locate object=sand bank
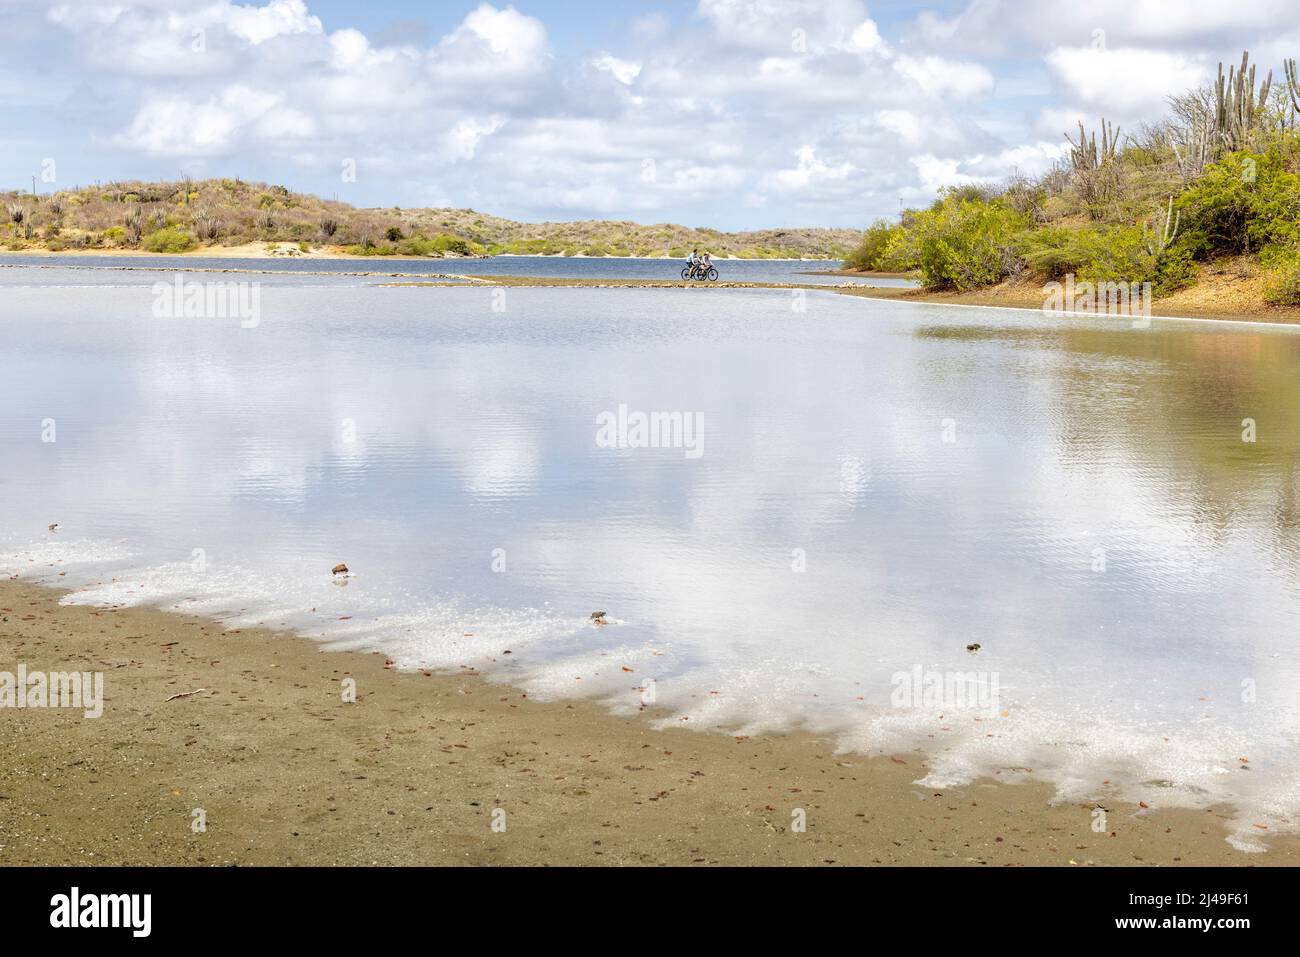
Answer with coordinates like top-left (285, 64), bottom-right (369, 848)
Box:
top-left (1, 580), bottom-right (1289, 866)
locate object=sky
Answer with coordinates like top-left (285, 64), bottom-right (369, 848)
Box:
top-left (4, 0), bottom-right (1300, 229)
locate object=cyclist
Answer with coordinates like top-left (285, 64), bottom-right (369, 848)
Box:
top-left (686, 248), bottom-right (701, 278)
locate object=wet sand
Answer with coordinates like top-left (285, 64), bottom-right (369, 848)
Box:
top-left (833, 272), bottom-right (1300, 325)
top-left (1, 580), bottom-right (1292, 866)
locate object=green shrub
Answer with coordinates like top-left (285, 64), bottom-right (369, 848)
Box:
top-left (387, 233), bottom-right (482, 256)
top-left (884, 191), bottom-right (1028, 290)
top-left (844, 219), bottom-right (901, 271)
top-left (490, 238), bottom-right (563, 255)
top-left (345, 243), bottom-right (393, 256)
top-left (1014, 225), bottom-right (1086, 279)
top-left (1152, 244), bottom-right (1198, 294)
top-left (1016, 223), bottom-right (1196, 294)
top-left (1177, 146), bottom-right (1300, 257)
top-left (393, 236), bottom-right (435, 256)
top-left (1262, 248), bottom-right (1300, 304)
top-left (142, 227), bottom-right (195, 253)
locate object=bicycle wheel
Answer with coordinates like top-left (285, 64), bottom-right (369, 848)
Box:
top-left (706, 267), bottom-right (718, 281)
top-left (681, 266), bottom-right (692, 280)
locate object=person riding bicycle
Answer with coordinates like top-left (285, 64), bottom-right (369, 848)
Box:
top-left (686, 248), bottom-right (701, 278)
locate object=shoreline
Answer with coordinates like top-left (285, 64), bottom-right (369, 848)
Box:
top-left (0, 245), bottom-right (841, 264)
top-left (1, 578), bottom-right (1291, 866)
top-left (5, 253), bottom-right (1299, 325)
top-left (833, 273), bottom-right (1300, 325)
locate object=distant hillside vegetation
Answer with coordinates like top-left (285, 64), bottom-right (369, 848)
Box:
top-left (0, 177), bottom-right (856, 259)
top-left (843, 50), bottom-right (1300, 309)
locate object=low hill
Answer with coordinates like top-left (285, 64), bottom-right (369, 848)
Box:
top-left (0, 178), bottom-right (856, 260)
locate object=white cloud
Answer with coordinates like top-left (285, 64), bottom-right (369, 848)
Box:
top-left (437, 2), bottom-right (548, 74)
top-left (15, 0), bottom-right (1300, 228)
top-left (894, 55), bottom-right (995, 101)
top-left (1045, 46), bottom-right (1208, 118)
top-left (110, 86), bottom-right (282, 157)
top-left (874, 109), bottom-right (925, 147)
top-left (590, 53), bottom-right (642, 85)
top-left (767, 146), bottom-right (854, 190)
top-left (224, 0), bottom-right (321, 45)
top-left (850, 19), bottom-right (888, 55)
top-left (444, 116), bottom-right (505, 161)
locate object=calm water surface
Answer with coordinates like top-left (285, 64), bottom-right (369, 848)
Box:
top-left (1, 264), bottom-right (1297, 848)
top-left (0, 253), bottom-right (910, 286)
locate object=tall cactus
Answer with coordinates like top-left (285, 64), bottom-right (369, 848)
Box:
top-left (1065, 118), bottom-right (1120, 172)
top-left (1169, 51), bottom-right (1275, 179)
top-left (1213, 51), bottom-right (1271, 153)
top-left (1284, 57), bottom-right (1300, 123)
top-left (1064, 118), bottom-right (1122, 210)
top-left (1143, 196), bottom-right (1181, 257)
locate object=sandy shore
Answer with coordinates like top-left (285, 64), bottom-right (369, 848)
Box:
top-left (1, 580), bottom-right (1291, 866)
top-left (834, 271), bottom-right (1300, 325)
top-left (0, 242), bottom-right (451, 262)
top-left (0, 245), bottom-right (838, 264)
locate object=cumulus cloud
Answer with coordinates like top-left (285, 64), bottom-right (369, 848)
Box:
top-left (589, 53), bottom-right (642, 85)
top-left (9, 0), bottom-right (1300, 228)
top-left (893, 54), bottom-right (995, 100)
top-left (1045, 46), bottom-right (1208, 118)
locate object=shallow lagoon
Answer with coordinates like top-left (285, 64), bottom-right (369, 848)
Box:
top-left (2, 263), bottom-right (1298, 847)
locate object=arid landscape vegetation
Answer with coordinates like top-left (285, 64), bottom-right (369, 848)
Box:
top-left (0, 177), bottom-right (857, 260)
top-left (842, 51), bottom-right (1300, 313)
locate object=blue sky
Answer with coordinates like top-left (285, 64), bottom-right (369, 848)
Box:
top-left (2, 1), bottom-right (1299, 229)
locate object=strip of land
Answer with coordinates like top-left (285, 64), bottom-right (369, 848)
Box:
top-left (0, 244), bottom-right (838, 263)
top-left (832, 270), bottom-right (1300, 325)
top-left (1, 579), bottom-right (1291, 866)
top-left (9, 253), bottom-right (1300, 324)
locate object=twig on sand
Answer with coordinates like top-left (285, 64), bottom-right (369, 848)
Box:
top-left (165, 688), bottom-right (207, 702)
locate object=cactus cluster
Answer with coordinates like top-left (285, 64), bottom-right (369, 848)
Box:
top-left (1213, 52), bottom-right (1272, 153)
top-left (194, 212), bottom-right (222, 241)
top-left (1064, 118), bottom-right (1123, 209)
top-left (1143, 196), bottom-right (1181, 257)
top-left (1066, 118), bottom-right (1121, 173)
top-left (1284, 58), bottom-right (1300, 120)
top-left (1171, 52), bottom-right (1274, 180)
top-left (124, 209), bottom-right (143, 242)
